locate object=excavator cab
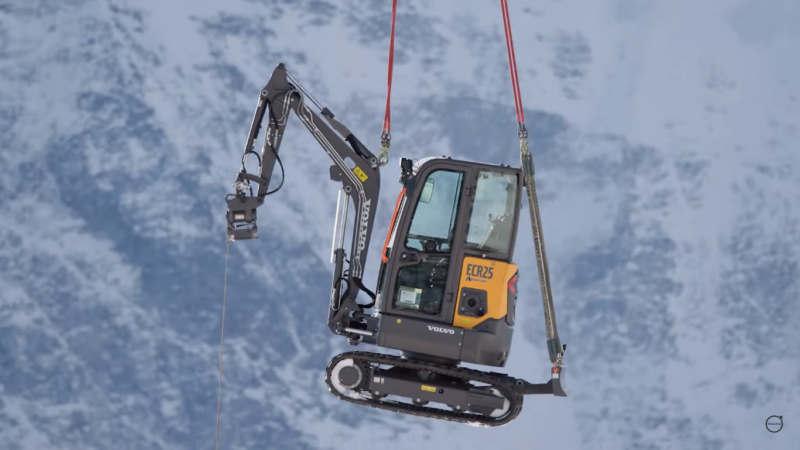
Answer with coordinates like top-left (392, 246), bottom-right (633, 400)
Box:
top-left (374, 157), bottom-right (522, 367)
top-left (226, 62), bottom-right (565, 427)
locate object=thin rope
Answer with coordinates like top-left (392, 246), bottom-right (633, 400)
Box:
top-left (215, 240), bottom-right (231, 450)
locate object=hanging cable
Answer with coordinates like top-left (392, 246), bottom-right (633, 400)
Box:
top-left (378, 0), bottom-right (398, 166)
top-left (215, 241), bottom-right (231, 450)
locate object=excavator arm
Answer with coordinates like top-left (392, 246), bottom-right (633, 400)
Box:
top-left (225, 63), bottom-right (381, 337)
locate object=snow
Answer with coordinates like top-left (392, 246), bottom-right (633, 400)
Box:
top-left (1, 0), bottom-right (799, 448)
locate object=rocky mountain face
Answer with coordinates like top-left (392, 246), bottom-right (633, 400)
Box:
top-left (1, 0), bottom-right (798, 449)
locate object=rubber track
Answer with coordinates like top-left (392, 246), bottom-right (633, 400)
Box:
top-left (325, 351), bottom-right (524, 427)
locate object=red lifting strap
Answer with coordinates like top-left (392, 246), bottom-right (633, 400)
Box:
top-left (382, 1), bottom-right (524, 135)
top-left (500, 0), bottom-right (525, 125)
top-left (382, 0), bottom-right (398, 138)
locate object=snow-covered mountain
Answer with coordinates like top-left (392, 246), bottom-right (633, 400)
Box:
top-left (1, 0), bottom-right (798, 449)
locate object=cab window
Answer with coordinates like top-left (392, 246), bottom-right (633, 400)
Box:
top-left (404, 170), bottom-right (464, 253)
top-left (465, 170), bottom-right (518, 255)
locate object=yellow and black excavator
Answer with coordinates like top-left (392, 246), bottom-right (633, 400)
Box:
top-left (224, 62), bottom-right (566, 427)
top-left (224, 0), bottom-right (565, 428)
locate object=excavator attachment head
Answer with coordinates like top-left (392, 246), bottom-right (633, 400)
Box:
top-left (225, 195), bottom-right (259, 241)
top-left (226, 195), bottom-right (260, 241)
top-left (225, 173), bottom-right (267, 241)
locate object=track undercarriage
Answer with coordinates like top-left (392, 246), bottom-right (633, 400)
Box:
top-left (325, 351), bottom-right (565, 427)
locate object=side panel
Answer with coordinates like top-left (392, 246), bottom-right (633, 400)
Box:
top-left (452, 257), bottom-right (517, 329)
top-left (461, 319), bottom-right (514, 367)
top-left (379, 316), bottom-right (465, 360)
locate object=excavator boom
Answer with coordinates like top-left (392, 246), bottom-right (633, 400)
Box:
top-left (225, 63), bottom-right (381, 335)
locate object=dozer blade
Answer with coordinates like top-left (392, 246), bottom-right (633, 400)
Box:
top-left (325, 351), bottom-right (525, 427)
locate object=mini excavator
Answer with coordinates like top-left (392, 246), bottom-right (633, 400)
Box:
top-left (225, 63), bottom-right (566, 427)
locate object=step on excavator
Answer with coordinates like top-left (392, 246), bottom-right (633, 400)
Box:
top-left (224, 61), bottom-right (567, 427)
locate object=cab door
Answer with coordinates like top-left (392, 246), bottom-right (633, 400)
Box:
top-left (380, 160), bottom-right (474, 324)
top-left (452, 167), bottom-right (522, 329)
